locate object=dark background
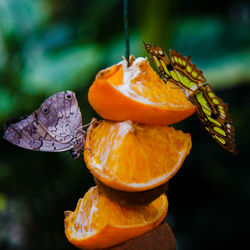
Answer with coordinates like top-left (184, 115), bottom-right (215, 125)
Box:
top-left (0, 0), bottom-right (249, 249)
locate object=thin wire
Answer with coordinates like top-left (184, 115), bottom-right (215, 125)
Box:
top-left (124, 0), bottom-right (130, 65)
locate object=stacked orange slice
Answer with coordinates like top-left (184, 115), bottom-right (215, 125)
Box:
top-left (64, 56), bottom-right (194, 249)
top-left (88, 56), bottom-right (196, 125)
top-left (65, 186), bottom-right (168, 249)
top-left (84, 119), bottom-right (191, 203)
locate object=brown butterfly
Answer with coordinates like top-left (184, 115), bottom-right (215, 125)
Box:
top-left (3, 91), bottom-right (86, 159)
top-left (144, 42), bottom-right (237, 155)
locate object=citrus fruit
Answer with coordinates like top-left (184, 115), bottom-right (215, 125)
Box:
top-left (64, 186), bottom-right (168, 249)
top-left (84, 119), bottom-right (192, 192)
top-left (88, 56), bottom-right (196, 125)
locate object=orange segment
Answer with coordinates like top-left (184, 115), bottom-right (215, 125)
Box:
top-left (84, 119), bottom-right (192, 192)
top-left (88, 57), bottom-right (196, 125)
top-left (64, 186), bottom-right (168, 249)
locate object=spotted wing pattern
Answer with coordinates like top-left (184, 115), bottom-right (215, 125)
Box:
top-left (144, 42), bottom-right (202, 95)
top-left (144, 42), bottom-right (237, 155)
top-left (192, 84), bottom-right (237, 155)
top-left (169, 49), bottom-right (206, 84)
top-left (143, 42), bottom-right (172, 80)
top-left (3, 91), bottom-right (84, 158)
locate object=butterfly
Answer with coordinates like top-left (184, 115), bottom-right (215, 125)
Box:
top-left (144, 42), bottom-right (237, 155)
top-left (3, 91), bottom-right (86, 159)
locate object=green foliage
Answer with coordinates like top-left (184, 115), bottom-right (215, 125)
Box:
top-left (172, 16), bottom-right (250, 88)
top-left (21, 44), bottom-right (103, 94)
top-left (0, 0), bottom-right (49, 38)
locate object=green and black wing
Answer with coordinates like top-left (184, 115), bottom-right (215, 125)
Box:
top-left (144, 42), bottom-right (237, 155)
top-left (143, 42), bottom-right (172, 82)
top-left (169, 49), bottom-right (206, 84)
top-left (144, 42), bottom-right (205, 96)
top-left (191, 84), bottom-right (237, 155)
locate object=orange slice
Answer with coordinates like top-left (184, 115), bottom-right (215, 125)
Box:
top-left (88, 57), bottom-right (196, 125)
top-left (84, 119), bottom-right (192, 192)
top-left (64, 186), bottom-right (168, 249)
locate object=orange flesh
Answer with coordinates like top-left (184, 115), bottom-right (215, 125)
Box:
top-left (65, 186), bottom-right (168, 249)
top-left (88, 57), bottom-right (196, 125)
top-left (84, 119), bottom-right (192, 192)
top-left (65, 56), bottom-right (195, 249)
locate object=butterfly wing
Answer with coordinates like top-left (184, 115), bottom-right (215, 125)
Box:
top-left (3, 91), bottom-right (83, 153)
top-left (37, 91), bottom-right (83, 143)
top-left (169, 49), bottom-right (206, 84)
top-left (191, 84), bottom-right (237, 155)
top-left (143, 42), bottom-right (172, 81)
top-left (144, 42), bottom-right (237, 155)
top-left (144, 42), bottom-right (200, 96)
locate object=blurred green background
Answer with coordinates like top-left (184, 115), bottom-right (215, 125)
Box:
top-left (0, 0), bottom-right (249, 249)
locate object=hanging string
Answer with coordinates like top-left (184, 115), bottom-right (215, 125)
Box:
top-left (124, 0), bottom-right (130, 65)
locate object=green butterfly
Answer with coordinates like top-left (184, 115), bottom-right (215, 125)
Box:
top-left (144, 42), bottom-right (237, 155)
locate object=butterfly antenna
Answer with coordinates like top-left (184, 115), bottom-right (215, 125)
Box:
top-left (78, 121), bottom-right (93, 130)
top-left (124, 0), bottom-right (130, 65)
top-left (75, 119), bottom-right (96, 133)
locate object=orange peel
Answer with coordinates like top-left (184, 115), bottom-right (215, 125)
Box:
top-left (64, 186), bottom-right (168, 249)
top-left (88, 57), bottom-right (196, 125)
